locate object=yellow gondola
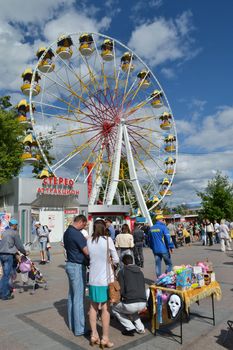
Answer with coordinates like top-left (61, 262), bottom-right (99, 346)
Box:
top-left (36, 47), bottom-right (55, 73)
top-left (17, 99), bottom-right (28, 123)
top-left (121, 52), bottom-right (135, 72)
top-left (23, 133), bottom-right (37, 145)
top-left (164, 156), bottom-right (176, 165)
top-left (56, 35), bottom-right (73, 59)
top-left (160, 112), bottom-right (172, 130)
top-left (159, 189), bottom-right (172, 196)
top-left (160, 177), bottom-right (170, 186)
top-left (79, 33), bottom-right (94, 56)
top-left (164, 157), bottom-right (176, 175)
top-left (151, 90), bottom-right (163, 108)
top-left (152, 195), bottom-right (160, 202)
top-left (21, 68), bottom-right (41, 96)
top-left (164, 134), bottom-right (176, 152)
top-left (21, 134), bottom-right (39, 163)
top-left (101, 39), bottom-right (114, 61)
top-left (137, 70), bottom-right (151, 89)
top-left (38, 168), bottom-right (52, 179)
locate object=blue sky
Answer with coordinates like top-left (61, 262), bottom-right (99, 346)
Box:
top-left (1, 0), bottom-right (233, 206)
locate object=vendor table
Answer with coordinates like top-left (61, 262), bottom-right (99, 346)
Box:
top-left (150, 281), bottom-right (222, 344)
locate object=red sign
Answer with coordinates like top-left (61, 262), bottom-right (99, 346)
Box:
top-left (42, 177), bottom-right (74, 187)
top-left (37, 177), bottom-right (79, 196)
top-left (64, 209), bottom-right (78, 214)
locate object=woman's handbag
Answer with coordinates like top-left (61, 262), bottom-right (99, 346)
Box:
top-left (106, 238), bottom-right (121, 304)
top-left (46, 242), bottom-right (51, 249)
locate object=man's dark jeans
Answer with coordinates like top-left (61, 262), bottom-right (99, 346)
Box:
top-left (0, 254), bottom-right (13, 299)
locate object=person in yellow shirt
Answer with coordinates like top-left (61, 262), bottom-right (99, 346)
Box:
top-left (182, 227), bottom-right (191, 246)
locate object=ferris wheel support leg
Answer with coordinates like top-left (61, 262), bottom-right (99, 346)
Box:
top-left (106, 124), bottom-right (123, 205)
top-left (89, 145), bottom-right (104, 205)
top-left (123, 124), bottom-right (152, 226)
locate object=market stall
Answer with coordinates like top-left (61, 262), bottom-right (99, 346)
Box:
top-left (149, 261), bottom-right (222, 344)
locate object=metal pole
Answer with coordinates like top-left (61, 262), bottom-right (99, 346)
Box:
top-left (212, 294), bottom-right (215, 326)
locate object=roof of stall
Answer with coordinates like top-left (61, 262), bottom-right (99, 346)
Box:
top-left (31, 194), bottom-right (80, 208)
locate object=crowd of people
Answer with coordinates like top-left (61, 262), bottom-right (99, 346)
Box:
top-left (1, 213), bottom-right (232, 347)
top-left (166, 219), bottom-right (233, 252)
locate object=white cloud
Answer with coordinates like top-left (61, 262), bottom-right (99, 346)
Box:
top-left (0, 2), bottom-right (112, 96)
top-left (128, 11), bottom-right (197, 67)
top-left (0, 0), bottom-right (75, 24)
top-left (170, 105), bottom-right (233, 204)
top-left (0, 20), bottom-right (33, 91)
top-left (44, 11), bottom-right (111, 42)
top-left (161, 67), bottom-right (175, 79)
top-left (170, 151), bottom-right (233, 205)
top-left (182, 106), bottom-right (233, 151)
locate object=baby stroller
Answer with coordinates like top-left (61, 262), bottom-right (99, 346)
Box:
top-left (17, 249), bottom-right (48, 294)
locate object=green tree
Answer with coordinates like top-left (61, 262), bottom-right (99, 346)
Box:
top-left (0, 96), bottom-right (24, 184)
top-left (197, 172), bottom-right (233, 221)
top-left (173, 204), bottom-right (187, 216)
top-left (32, 131), bottom-right (55, 176)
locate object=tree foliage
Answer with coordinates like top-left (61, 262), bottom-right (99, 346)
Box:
top-left (197, 172), bottom-right (233, 221)
top-left (0, 96), bottom-right (24, 184)
top-left (32, 131), bottom-right (55, 176)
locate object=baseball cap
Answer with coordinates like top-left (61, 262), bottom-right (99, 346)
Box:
top-left (9, 218), bottom-right (18, 225)
top-left (156, 214), bottom-right (164, 220)
top-left (34, 221), bottom-right (40, 226)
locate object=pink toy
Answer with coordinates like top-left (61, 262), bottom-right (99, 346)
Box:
top-left (197, 262), bottom-right (208, 273)
top-left (162, 292), bottom-right (169, 302)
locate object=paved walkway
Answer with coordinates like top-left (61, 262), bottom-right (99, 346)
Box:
top-left (0, 242), bottom-right (233, 350)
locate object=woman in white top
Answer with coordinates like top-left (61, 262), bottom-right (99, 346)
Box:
top-left (115, 224), bottom-right (134, 262)
top-left (87, 219), bottom-right (119, 348)
top-left (219, 219), bottom-right (232, 252)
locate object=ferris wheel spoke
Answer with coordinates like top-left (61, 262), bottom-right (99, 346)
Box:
top-left (74, 138), bottom-right (103, 183)
top-left (39, 125), bottom-right (101, 142)
top-left (124, 97), bottom-right (152, 118)
top-left (51, 131), bottom-right (103, 173)
top-left (92, 36), bottom-right (110, 96)
top-left (31, 100), bottom-right (69, 111)
top-left (87, 94), bottom-right (114, 121)
top-left (128, 132), bottom-right (165, 173)
top-left (133, 155), bottom-right (161, 193)
top-left (127, 126), bottom-right (160, 150)
top-left (112, 42), bottom-right (123, 102)
top-left (121, 57), bottom-right (134, 106)
top-left (72, 39), bottom-right (100, 93)
top-left (127, 122), bottom-right (161, 134)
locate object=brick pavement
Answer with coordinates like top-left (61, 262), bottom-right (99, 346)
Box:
top-left (0, 242), bottom-right (233, 350)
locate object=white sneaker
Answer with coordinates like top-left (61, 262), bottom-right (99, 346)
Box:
top-left (136, 329), bottom-right (145, 334)
top-left (226, 248), bottom-right (232, 251)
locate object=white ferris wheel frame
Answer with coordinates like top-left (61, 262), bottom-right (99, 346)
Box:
top-left (29, 32), bottom-right (178, 225)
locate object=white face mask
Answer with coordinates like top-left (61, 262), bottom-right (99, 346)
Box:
top-left (168, 294), bottom-right (182, 318)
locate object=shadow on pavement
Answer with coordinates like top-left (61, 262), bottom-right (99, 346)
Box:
top-left (58, 264), bottom-right (66, 269)
top-left (54, 299), bottom-right (69, 327)
top-left (223, 262), bottom-right (233, 265)
top-left (214, 327), bottom-right (233, 349)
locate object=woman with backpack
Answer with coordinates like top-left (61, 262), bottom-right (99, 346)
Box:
top-left (34, 222), bottom-right (50, 264)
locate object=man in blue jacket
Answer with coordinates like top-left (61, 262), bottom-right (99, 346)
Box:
top-left (149, 214), bottom-right (174, 278)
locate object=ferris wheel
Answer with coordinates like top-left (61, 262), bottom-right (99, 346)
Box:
top-left (20, 32), bottom-right (177, 225)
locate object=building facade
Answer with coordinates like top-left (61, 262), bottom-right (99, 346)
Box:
top-left (0, 177), bottom-right (88, 243)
